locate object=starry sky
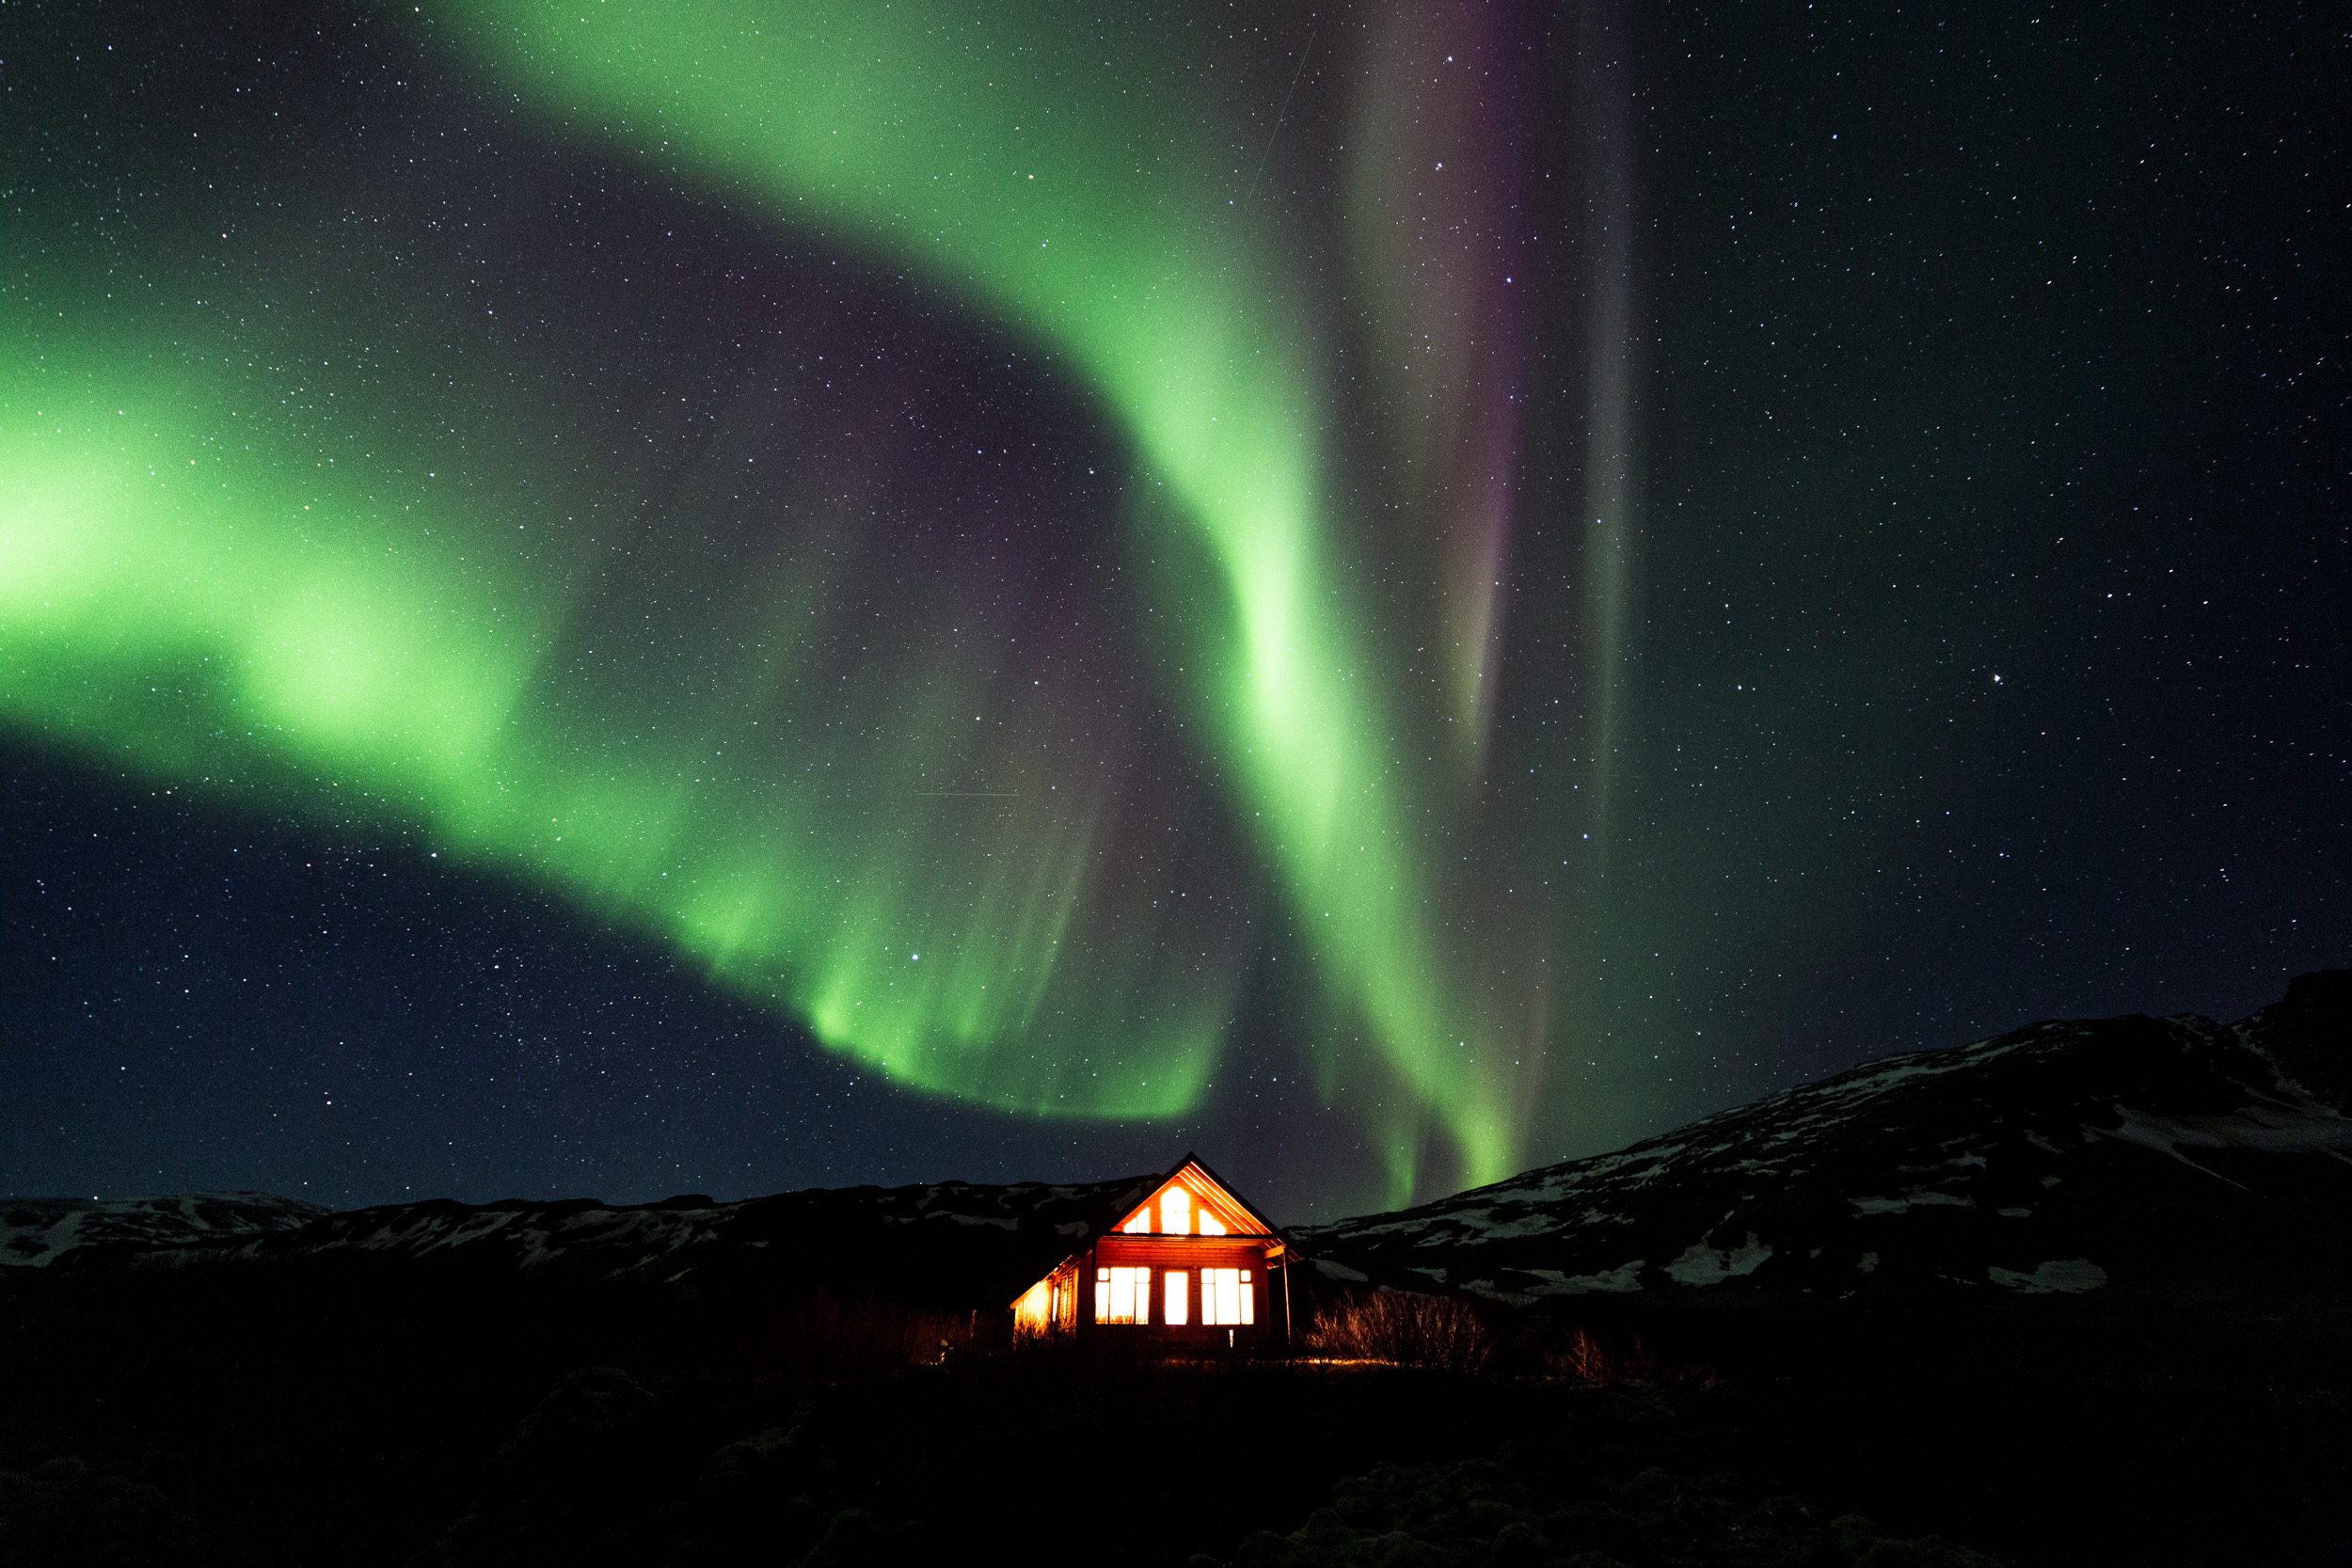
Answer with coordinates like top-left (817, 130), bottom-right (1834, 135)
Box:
top-left (3, 1), bottom-right (2343, 1222)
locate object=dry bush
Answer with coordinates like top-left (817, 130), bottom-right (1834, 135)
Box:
top-left (1543, 1323), bottom-right (1658, 1386)
top-left (1306, 1287), bottom-right (1495, 1375)
top-left (1539, 1323), bottom-right (1719, 1387)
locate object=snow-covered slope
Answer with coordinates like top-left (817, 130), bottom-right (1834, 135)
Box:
top-left (1301, 971), bottom-right (2352, 1301)
top-left (15, 974), bottom-right (2342, 1307)
top-left (1, 1192), bottom-right (329, 1267)
top-left (6, 1175), bottom-right (1157, 1303)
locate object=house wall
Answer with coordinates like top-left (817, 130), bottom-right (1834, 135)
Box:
top-left (1012, 1276), bottom-right (1055, 1338)
top-left (1008, 1160), bottom-right (1293, 1349)
top-left (1093, 1235), bottom-right (1270, 1273)
top-left (1076, 1235), bottom-right (1284, 1344)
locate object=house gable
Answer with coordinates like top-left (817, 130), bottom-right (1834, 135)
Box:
top-left (1008, 1154), bottom-right (1292, 1345)
top-left (1107, 1156), bottom-right (1275, 1238)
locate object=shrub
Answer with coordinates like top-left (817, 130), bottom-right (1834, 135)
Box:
top-left (1537, 1323), bottom-right (1718, 1387)
top-left (1305, 1287), bottom-right (1494, 1375)
top-left (1544, 1324), bottom-right (1657, 1386)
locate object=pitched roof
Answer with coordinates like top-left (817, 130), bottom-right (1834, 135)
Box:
top-left (1104, 1152), bottom-right (1280, 1238)
top-left (1008, 1152), bottom-right (1292, 1306)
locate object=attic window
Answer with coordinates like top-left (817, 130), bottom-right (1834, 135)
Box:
top-left (1161, 1186), bottom-right (1191, 1235)
top-left (1096, 1266), bottom-right (1149, 1324)
top-left (1198, 1210), bottom-right (1227, 1236)
top-left (1121, 1209), bottom-right (1151, 1234)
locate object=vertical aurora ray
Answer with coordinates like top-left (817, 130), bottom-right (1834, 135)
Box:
top-left (1347, 0), bottom-right (1542, 772)
top-left (13, 0), bottom-right (2310, 1233)
top-left (1566, 0), bottom-right (1641, 860)
top-left (403, 0), bottom-right (1535, 1191)
top-left (0, 0), bottom-right (1642, 1200)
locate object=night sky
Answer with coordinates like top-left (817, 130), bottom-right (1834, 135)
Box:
top-left (3, 2), bottom-right (2343, 1223)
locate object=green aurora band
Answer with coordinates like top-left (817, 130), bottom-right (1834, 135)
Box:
top-left (0, 1), bottom-right (1560, 1197)
top-left (3, 322), bottom-right (1246, 1118)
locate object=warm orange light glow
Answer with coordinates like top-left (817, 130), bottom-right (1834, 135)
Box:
top-left (1011, 1160), bottom-right (1287, 1346)
top-left (1201, 1266), bottom-right (1254, 1326)
top-left (1096, 1265), bottom-right (1150, 1323)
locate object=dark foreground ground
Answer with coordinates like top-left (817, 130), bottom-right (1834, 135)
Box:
top-left (3, 1260), bottom-right (2344, 1567)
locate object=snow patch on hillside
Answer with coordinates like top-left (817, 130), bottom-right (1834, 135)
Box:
top-left (1988, 1258), bottom-right (2107, 1293)
top-left (1664, 1232), bottom-right (1772, 1286)
top-left (1525, 1260), bottom-right (1647, 1294)
top-left (1851, 1191), bottom-right (1975, 1215)
top-left (1, 1193), bottom-right (326, 1268)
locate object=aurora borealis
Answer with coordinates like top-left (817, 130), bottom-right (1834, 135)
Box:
top-left (5, 2), bottom-right (2344, 1219)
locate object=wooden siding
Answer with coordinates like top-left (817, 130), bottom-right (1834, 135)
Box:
top-left (1092, 1235), bottom-right (1273, 1270)
top-left (1076, 1236), bottom-right (1282, 1339)
top-left (1009, 1153), bottom-right (1293, 1350)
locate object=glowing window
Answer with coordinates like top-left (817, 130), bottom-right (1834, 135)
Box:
top-left (1161, 1186), bottom-right (1191, 1235)
top-left (1197, 1211), bottom-right (1227, 1236)
top-left (1164, 1269), bottom-right (1189, 1325)
top-left (1201, 1267), bottom-right (1255, 1326)
top-left (1095, 1265), bottom-right (1150, 1324)
top-left (1122, 1208), bottom-right (1151, 1234)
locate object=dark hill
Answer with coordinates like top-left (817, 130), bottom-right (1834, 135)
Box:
top-left (5, 976), bottom-right (2348, 1567)
top-left (1299, 971), bottom-right (2352, 1306)
top-left (15, 974), bottom-right (2346, 1313)
top-left (7, 1175), bottom-right (1160, 1312)
top-left (0, 1192), bottom-right (328, 1267)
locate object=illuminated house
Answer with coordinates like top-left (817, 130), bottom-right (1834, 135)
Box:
top-left (1010, 1154), bottom-right (1292, 1350)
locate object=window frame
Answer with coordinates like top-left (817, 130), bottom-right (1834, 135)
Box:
top-left (1200, 1265), bottom-right (1256, 1326)
top-left (1094, 1264), bottom-right (1151, 1325)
